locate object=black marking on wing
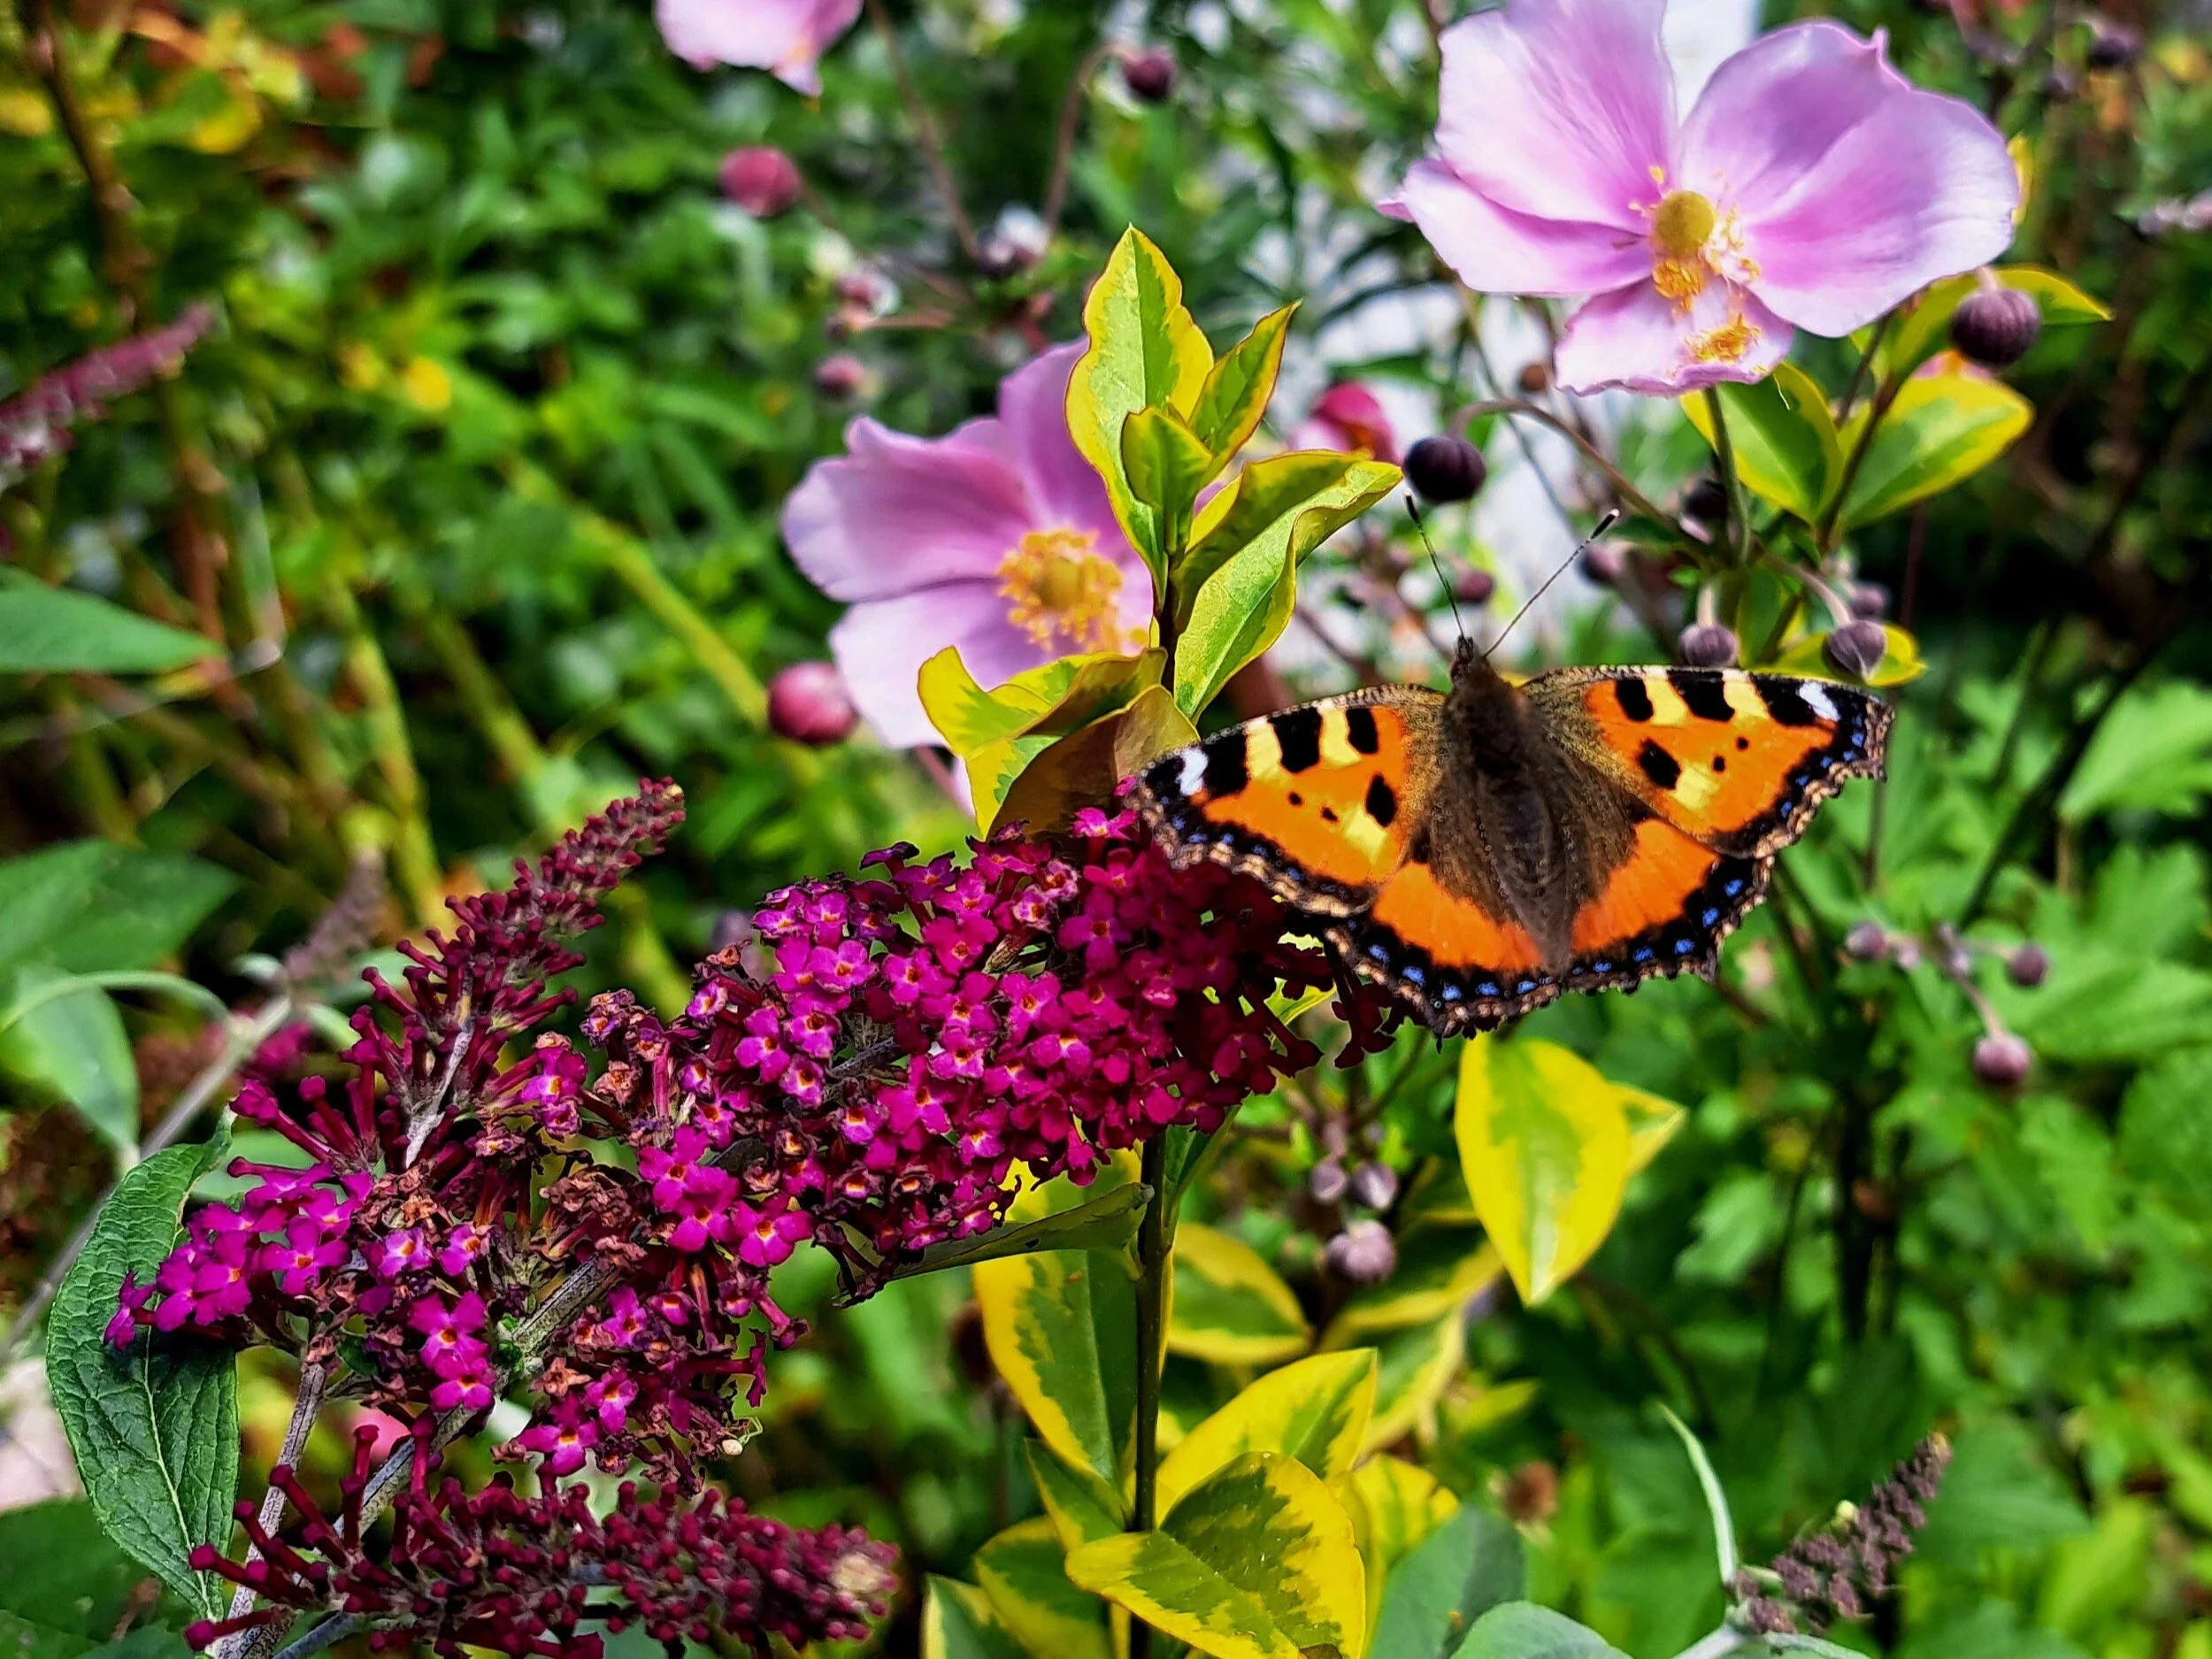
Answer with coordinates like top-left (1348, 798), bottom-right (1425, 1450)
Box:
top-left (1273, 708), bottom-right (1323, 772)
top-left (1343, 706), bottom-right (1380, 755)
top-left (1364, 775), bottom-right (1397, 828)
top-left (1670, 668), bottom-right (1736, 723)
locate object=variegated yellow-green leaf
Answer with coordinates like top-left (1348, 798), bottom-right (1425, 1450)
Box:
top-left (1884, 264), bottom-right (2108, 380)
top-left (1770, 622), bottom-right (1925, 689)
top-left (1190, 303), bottom-right (1297, 463)
top-left (1069, 227), bottom-right (1213, 582)
top-left (1618, 1086), bottom-right (1686, 1174)
top-left (925, 1575), bottom-right (1029, 1659)
top-left (1835, 373), bottom-right (2032, 529)
top-left (1681, 363), bottom-right (1840, 524)
top-left (1455, 1038), bottom-right (1632, 1306)
top-left (1339, 1455), bottom-right (1459, 1634)
top-left (1322, 1227), bottom-right (1501, 1347)
top-left (994, 683), bottom-right (1198, 836)
top-left (975, 1517), bottom-right (1112, 1659)
top-left (1123, 405), bottom-right (1216, 556)
top-left (1066, 1451), bottom-right (1367, 1659)
top-left (1362, 1312), bottom-right (1466, 1455)
top-left (1027, 1440), bottom-right (1127, 1553)
top-left (1156, 1348), bottom-right (1377, 1514)
top-left (1446, 1376), bottom-right (1540, 1440)
top-left (1167, 1223), bottom-right (1310, 1365)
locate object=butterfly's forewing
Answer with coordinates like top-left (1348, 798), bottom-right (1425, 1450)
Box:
top-left (1129, 687), bottom-right (1446, 918)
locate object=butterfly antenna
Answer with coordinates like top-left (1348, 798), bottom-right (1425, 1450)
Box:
top-left (1481, 510), bottom-right (1621, 664)
top-left (1404, 495), bottom-right (1468, 651)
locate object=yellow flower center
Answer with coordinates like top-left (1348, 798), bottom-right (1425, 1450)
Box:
top-left (1687, 315), bottom-right (1761, 364)
top-left (1650, 190), bottom-right (1718, 304)
top-left (997, 528), bottom-right (1128, 653)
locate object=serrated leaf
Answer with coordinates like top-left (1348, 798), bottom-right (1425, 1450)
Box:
top-left (1452, 1603), bottom-right (1631, 1659)
top-left (1156, 1348), bottom-right (1378, 1515)
top-left (1066, 1452), bottom-right (1366, 1659)
top-left (1682, 365), bottom-right (1840, 523)
top-left (974, 1517), bottom-right (1111, 1659)
top-left (0, 583), bottom-right (219, 675)
top-left (1455, 1038), bottom-right (1632, 1306)
top-left (1836, 374), bottom-right (2031, 528)
top-left (1190, 304), bottom-right (1296, 461)
top-left (49, 1133), bottom-right (238, 1621)
top-left (1373, 1505), bottom-right (1526, 1659)
top-left (1167, 1223), bottom-right (1310, 1365)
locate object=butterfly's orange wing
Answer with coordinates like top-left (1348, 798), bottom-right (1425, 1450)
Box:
top-left (1129, 687), bottom-right (1445, 918)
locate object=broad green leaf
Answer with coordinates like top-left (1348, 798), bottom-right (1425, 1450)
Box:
top-left (1122, 406), bottom-right (1215, 556)
top-left (1656, 1404), bottom-right (1739, 1586)
top-left (974, 1517), bottom-right (1111, 1659)
top-left (0, 968), bottom-right (140, 1161)
top-left (1069, 228), bottom-right (1213, 580)
top-left (924, 1577), bottom-right (1029, 1659)
top-left (1836, 374), bottom-right (2031, 528)
top-left (0, 1499), bottom-right (189, 1640)
top-left (1885, 265), bottom-right (2109, 379)
top-left (1167, 1223), bottom-right (1310, 1365)
top-left (1026, 1440), bottom-right (1128, 1552)
top-left (1190, 303), bottom-right (1297, 462)
top-left (1156, 1348), bottom-right (1378, 1514)
top-left (1323, 1228), bottom-right (1502, 1346)
top-left (1682, 365), bottom-right (1840, 522)
top-left (1455, 1038), bottom-right (1633, 1306)
top-left (1452, 1601), bottom-right (1630, 1659)
top-left (1066, 1451), bottom-right (1366, 1659)
top-left (0, 582), bottom-right (218, 675)
top-left (2059, 681), bottom-right (2212, 821)
top-left (1372, 1506), bottom-right (1526, 1659)
top-left (1172, 453), bottom-right (1400, 718)
top-left (917, 648), bottom-right (1161, 757)
top-left (0, 841), bottom-right (236, 976)
top-left (1363, 1313), bottom-right (1466, 1455)
top-left (1770, 624), bottom-right (1925, 688)
top-left (50, 1133), bottom-right (238, 1621)
top-left (1340, 1456), bottom-right (1459, 1635)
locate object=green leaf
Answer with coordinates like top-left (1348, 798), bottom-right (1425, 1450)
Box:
top-left (1166, 1222), bottom-right (1310, 1365)
top-left (1025, 1440), bottom-right (1128, 1553)
top-left (1885, 265), bottom-right (2110, 379)
top-left (887, 1182), bottom-right (1150, 1286)
top-left (1682, 365), bottom-right (1840, 522)
top-left (0, 841), bottom-right (236, 977)
top-left (49, 1132), bottom-right (239, 1621)
top-left (1363, 1313), bottom-right (1467, 1455)
top-left (1122, 406), bottom-right (1216, 556)
top-left (1339, 1455), bottom-right (1461, 1635)
top-left (0, 967), bottom-right (141, 1161)
top-left (1770, 624), bottom-right (1925, 688)
top-left (1836, 374), bottom-right (2031, 528)
top-left (1455, 1037), bottom-right (1635, 1306)
top-left (1171, 452), bottom-right (1400, 718)
top-left (2059, 681), bottom-right (2212, 821)
top-left (924, 1577), bottom-right (1030, 1659)
top-left (0, 1499), bottom-right (185, 1640)
top-left (991, 685), bottom-right (1198, 837)
top-left (1372, 1505), bottom-right (1526, 1659)
top-left (1322, 1228), bottom-right (1502, 1346)
top-left (1655, 1403), bottom-right (1739, 1586)
top-left (1065, 1451), bottom-right (1366, 1659)
top-left (1451, 1602), bottom-right (1630, 1659)
top-left (0, 583), bottom-right (219, 675)
top-left (1156, 1348), bottom-right (1378, 1515)
top-left (1189, 304), bottom-right (1297, 462)
top-left (974, 1517), bottom-right (1111, 1659)
top-left (1069, 228), bottom-right (1213, 582)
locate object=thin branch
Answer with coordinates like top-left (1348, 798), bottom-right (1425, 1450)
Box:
top-left (1833, 311), bottom-right (1895, 429)
top-left (217, 1363), bottom-right (329, 1659)
top-left (863, 0), bottom-right (979, 260)
top-left (1041, 42), bottom-right (1115, 237)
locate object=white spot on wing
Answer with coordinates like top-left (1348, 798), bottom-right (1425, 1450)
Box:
top-left (1800, 684), bottom-right (1839, 722)
top-left (1177, 748), bottom-right (1208, 797)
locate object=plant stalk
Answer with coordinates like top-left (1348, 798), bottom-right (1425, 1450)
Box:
top-left (1127, 1136), bottom-right (1173, 1659)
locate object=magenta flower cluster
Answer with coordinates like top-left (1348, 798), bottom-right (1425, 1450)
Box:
top-left (186, 1428), bottom-right (895, 1659)
top-left (0, 303), bottom-right (214, 491)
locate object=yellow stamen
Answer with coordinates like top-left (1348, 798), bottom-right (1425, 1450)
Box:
top-left (997, 527), bottom-right (1130, 653)
top-left (1687, 315), bottom-right (1762, 364)
top-left (1651, 190), bottom-right (1719, 259)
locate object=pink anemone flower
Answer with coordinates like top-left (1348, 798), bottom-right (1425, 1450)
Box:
top-left (1384, 0), bottom-right (2019, 396)
top-left (1293, 382), bottom-right (1401, 464)
top-left (655, 0), bottom-right (861, 96)
top-left (783, 342), bottom-right (1152, 749)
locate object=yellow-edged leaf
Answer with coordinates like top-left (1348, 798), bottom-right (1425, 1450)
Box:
top-left (1885, 264), bottom-right (2108, 379)
top-left (1339, 1455), bottom-right (1459, 1635)
top-left (1681, 363), bottom-right (1840, 523)
top-left (1066, 1451), bottom-right (1367, 1659)
top-left (1619, 1086), bottom-right (1686, 1175)
top-left (1156, 1348), bottom-right (1378, 1515)
top-left (1455, 1038), bottom-right (1632, 1306)
top-left (1190, 304), bottom-right (1297, 462)
top-left (1362, 1313), bottom-right (1466, 1455)
top-left (1770, 623), bottom-right (1925, 689)
top-left (1027, 1440), bottom-right (1128, 1553)
top-left (975, 1517), bottom-right (1112, 1659)
top-left (1167, 1223), bottom-right (1310, 1365)
top-left (1836, 373), bottom-right (2032, 528)
top-left (925, 1576), bottom-right (1030, 1659)
top-left (1322, 1228), bottom-right (1502, 1347)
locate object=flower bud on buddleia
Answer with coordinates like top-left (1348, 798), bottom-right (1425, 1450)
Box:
top-left (1678, 623), bottom-right (1740, 668)
top-left (1325, 1219), bottom-right (1396, 1284)
top-left (2007, 942), bottom-right (2050, 987)
top-left (768, 662), bottom-right (859, 746)
top-left (1824, 619), bottom-right (1889, 681)
top-left (721, 147), bottom-right (802, 219)
top-left (1949, 285), bottom-right (2041, 368)
top-left (1121, 46), bottom-right (1177, 104)
top-left (1308, 1156), bottom-right (1349, 1205)
top-left (1972, 1031), bottom-right (2032, 1087)
top-left (1404, 435), bottom-right (1487, 503)
top-left (1349, 1160), bottom-right (1398, 1211)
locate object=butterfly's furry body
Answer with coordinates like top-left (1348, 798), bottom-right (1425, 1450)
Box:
top-left (1133, 646), bottom-right (1891, 1035)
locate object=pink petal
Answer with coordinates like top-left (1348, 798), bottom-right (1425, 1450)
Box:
top-left (996, 343), bottom-right (1118, 538)
top-left (1554, 280), bottom-right (1793, 396)
top-left (1382, 161), bottom-right (1651, 299)
top-left (1686, 22), bottom-right (2018, 336)
top-left (829, 584), bottom-right (1061, 750)
top-left (1432, 0), bottom-right (1676, 231)
top-left (782, 418), bottom-right (1035, 603)
top-left (654, 0), bottom-right (860, 94)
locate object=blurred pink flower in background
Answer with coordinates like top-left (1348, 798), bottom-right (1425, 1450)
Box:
top-left (656, 0), bottom-right (860, 96)
top-left (783, 344), bottom-right (1152, 748)
top-left (1385, 0), bottom-right (2018, 396)
top-left (1293, 381), bottom-right (1401, 463)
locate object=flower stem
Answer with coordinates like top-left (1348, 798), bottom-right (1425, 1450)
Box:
top-left (1041, 42), bottom-right (1115, 239)
top-left (1816, 373), bottom-right (1905, 554)
top-left (864, 0), bottom-right (979, 261)
top-left (1127, 1135), bottom-right (1173, 1659)
top-left (217, 1363), bottom-right (329, 1659)
top-left (1700, 388), bottom-right (1753, 568)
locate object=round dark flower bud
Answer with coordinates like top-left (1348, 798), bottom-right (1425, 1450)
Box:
top-left (1824, 618), bottom-right (1889, 681)
top-left (1308, 1156), bottom-right (1349, 1206)
top-left (1949, 286), bottom-right (2041, 368)
top-left (1580, 541), bottom-right (1626, 587)
top-left (2007, 942), bottom-right (2050, 987)
top-left (720, 146), bottom-right (802, 219)
top-left (1325, 1219), bottom-right (1397, 1285)
top-left (767, 661), bottom-right (858, 746)
top-left (1455, 566), bottom-right (1496, 606)
top-left (1678, 624), bottom-right (1740, 668)
top-left (1848, 580), bottom-right (1891, 619)
top-left (1844, 920), bottom-right (1889, 962)
top-left (1121, 46), bottom-right (1177, 104)
top-left (1682, 476), bottom-right (1729, 524)
top-left (1349, 1161), bottom-right (1398, 1212)
top-left (1517, 361), bottom-right (1552, 395)
top-left (811, 352), bottom-right (871, 401)
top-left (1404, 434), bottom-right (1488, 503)
top-left (2085, 22), bottom-right (2139, 69)
top-left (1972, 1031), bottom-right (2032, 1087)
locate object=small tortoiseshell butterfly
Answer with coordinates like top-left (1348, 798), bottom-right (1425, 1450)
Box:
top-left (1133, 642), bottom-right (1891, 1034)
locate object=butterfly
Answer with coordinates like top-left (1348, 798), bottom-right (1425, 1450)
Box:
top-left (1131, 642), bottom-right (1891, 1034)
